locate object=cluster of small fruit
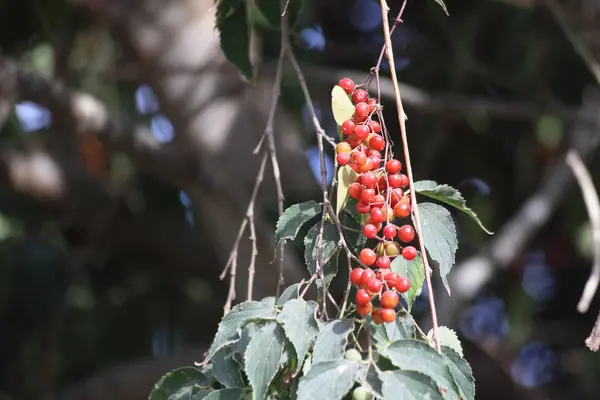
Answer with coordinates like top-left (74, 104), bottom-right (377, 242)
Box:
top-left (336, 77), bottom-right (417, 324)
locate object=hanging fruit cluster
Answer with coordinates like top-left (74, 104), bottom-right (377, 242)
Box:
top-left (336, 77), bottom-right (417, 324)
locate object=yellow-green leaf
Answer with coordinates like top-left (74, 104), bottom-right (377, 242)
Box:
top-left (331, 85), bottom-right (354, 126)
top-left (336, 165), bottom-right (358, 216)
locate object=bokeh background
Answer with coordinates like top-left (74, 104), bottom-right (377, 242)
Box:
top-left (1, 0), bottom-right (600, 399)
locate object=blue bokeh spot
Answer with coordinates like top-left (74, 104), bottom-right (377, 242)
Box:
top-left (511, 342), bottom-right (557, 388)
top-left (305, 146), bottom-right (334, 186)
top-left (15, 101), bottom-right (52, 133)
top-left (300, 26), bottom-right (326, 51)
top-left (136, 85), bottom-right (160, 115)
top-left (151, 114), bottom-right (175, 143)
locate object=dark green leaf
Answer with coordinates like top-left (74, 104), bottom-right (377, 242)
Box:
top-left (342, 212), bottom-right (367, 251)
top-left (275, 283), bottom-right (301, 306)
top-left (312, 319), bottom-right (355, 363)
top-left (207, 301), bottom-right (276, 361)
top-left (358, 366), bottom-right (383, 398)
top-left (413, 180), bottom-right (491, 234)
top-left (212, 348), bottom-right (245, 389)
top-left (216, 0), bottom-right (254, 82)
top-left (277, 299), bottom-right (320, 372)
top-left (275, 201), bottom-right (322, 242)
top-left (304, 222), bottom-right (339, 291)
top-left (380, 340), bottom-right (458, 399)
top-left (149, 367), bottom-right (210, 400)
top-left (297, 360), bottom-right (360, 400)
top-left (417, 202), bottom-right (458, 295)
top-left (380, 370), bottom-right (443, 400)
top-left (244, 322), bottom-right (286, 400)
top-left (441, 346), bottom-right (475, 400)
top-left (370, 313), bottom-right (415, 347)
top-left (232, 323), bottom-right (260, 355)
top-left (390, 252), bottom-right (425, 311)
top-left (202, 388), bottom-right (245, 400)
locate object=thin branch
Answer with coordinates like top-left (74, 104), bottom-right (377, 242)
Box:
top-left (379, 0), bottom-right (441, 352)
top-left (585, 310), bottom-right (600, 351)
top-left (565, 150), bottom-right (600, 313)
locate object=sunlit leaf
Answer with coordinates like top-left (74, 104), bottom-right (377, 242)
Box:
top-left (331, 85), bottom-right (354, 126)
top-left (427, 326), bottom-right (463, 357)
top-left (336, 165), bottom-right (359, 216)
top-left (297, 360), bottom-right (360, 400)
top-left (244, 322), bottom-right (286, 400)
top-left (390, 252), bottom-right (425, 310)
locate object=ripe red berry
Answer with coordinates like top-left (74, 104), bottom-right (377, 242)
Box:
top-left (359, 248), bottom-right (377, 266)
top-left (367, 278), bottom-right (383, 294)
top-left (354, 125), bottom-right (370, 140)
top-left (377, 176), bottom-right (388, 191)
top-left (347, 136), bottom-right (362, 149)
top-left (375, 255), bottom-right (391, 269)
top-left (380, 290), bottom-right (399, 309)
top-left (348, 182), bottom-right (362, 200)
top-left (370, 208), bottom-right (385, 224)
top-left (371, 308), bottom-right (384, 324)
top-left (337, 152), bottom-right (350, 165)
top-left (395, 276), bottom-right (411, 293)
top-left (359, 269), bottom-right (376, 287)
top-left (380, 308), bottom-right (396, 323)
top-left (402, 246), bottom-right (418, 261)
top-left (385, 159), bottom-right (402, 174)
top-left (356, 202), bottom-right (371, 214)
top-left (352, 151), bottom-right (367, 165)
top-left (358, 157), bottom-right (374, 173)
top-left (397, 225), bottom-right (415, 243)
top-left (363, 224), bottom-right (378, 239)
top-left (370, 194), bottom-right (385, 209)
top-left (349, 163), bottom-right (360, 173)
top-left (398, 174), bottom-right (409, 188)
top-left (369, 135), bottom-right (385, 151)
top-left (350, 268), bottom-right (364, 286)
top-left (354, 102), bottom-right (370, 120)
top-left (355, 289), bottom-right (371, 306)
top-left (383, 225), bottom-right (397, 239)
top-left (388, 174), bottom-right (403, 188)
top-left (389, 188), bottom-right (404, 206)
top-left (341, 119), bottom-right (356, 135)
top-left (359, 172), bottom-right (377, 189)
top-left (369, 120), bottom-right (381, 133)
top-left (356, 302), bottom-right (373, 317)
top-left (360, 188), bottom-right (376, 204)
top-left (338, 78), bottom-right (355, 94)
top-left (394, 202), bottom-right (411, 218)
top-left (383, 272), bottom-right (401, 287)
top-left (352, 89), bottom-right (369, 104)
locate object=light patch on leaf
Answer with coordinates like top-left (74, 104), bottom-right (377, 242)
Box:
top-left (427, 326), bottom-right (463, 357)
top-left (331, 85), bottom-right (354, 126)
top-left (390, 252), bottom-right (425, 311)
top-left (336, 165), bottom-right (359, 216)
top-left (296, 360), bottom-right (360, 400)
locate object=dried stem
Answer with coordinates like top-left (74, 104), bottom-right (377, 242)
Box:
top-left (378, 0), bottom-right (441, 351)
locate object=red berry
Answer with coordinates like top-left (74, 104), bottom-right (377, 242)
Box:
top-left (360, 269), bottom-right (376, 287)
top-left (360, 188), bottom-right (376, 204)
top-left (388, 174), bottom-right (403, 188)
top-left (367, 149), bottom-right (381, 159)
top-left (394, 202), bottom-right (411, 218)
top-left (380, 308), bottom-right (396, 323)
top-left (367, 278), bottom-right (383, 294)
top-left (341, 119), bottom-right (356, 135)
top-left (377, 176), bottom-right (388, 191)
top-left (370, 194), bottom-right (385, 209)
top-left (359, 172), bottom-right (377, 189)
top-left (395, 276), bottom-right (411, 293)
top-left (370, 208), bottom-right (385, 224)
top-left (337, 152), bottom-right (351, 165)
top-left (369, 120), bottom-right (381, 133)
top-left (355, 102), bottom-right (370, 119)
top-left (349, 163), bottom-right (360, 173)
top-left (380, 290), bottom-right (399, 309)
top-left (375, 255), bottom-right (391, 269)
top-left (347, 136), bottom-right (362, 148)
top-left (397, 225), bottom-right (415, 243)
top-left (383, 225), bottom-right (397, 239)
top-left (402, 246), bottom-right (418, 260)
top-left (389, 188), bottom-right (405, 206)
top-left (336, 142), bottom-right (351, 154)
top-left (359, 248), bottom-right (377, 266)
top-left (338, 78), bottom-right (355, 94)
top-left (385, 160), bottom-right (402, 174)
top-left (358, 157), bottom-right (374, 173)
top-left (348, 182), bottom-right (362, 200)
top-left (355, 289), bottom-right (371, 306)
top-left (371, 308), bottom-right (384, 324)
top-left (363, 224), bottom-right (378, 239)
top-left (356, 202), bottom-right (371, 214)
top-left (398, 174), bottom-right (409, 188)
top-left (369, 135), bottom-right (385, 151)
top-left (350, 268), bottom-right (364, 286)
top-left (352, 89), bottom-right (369, 104)
top-left (352, 151), bottom-right (367, 165)
top-left (354, 125), bottom-right (370, 140)
top-left (356, 302), bottom-right (373, 317)
top-left (383, 272), bottom-right (401, 287)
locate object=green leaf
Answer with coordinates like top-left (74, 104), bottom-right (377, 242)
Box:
top-left (277, 299), bottom-right (320, 373)
top-left (260, 296), bottom-right (276, 306)
top-left (232, 323), bottom-right (260, 355)
top-left (426, 327), bottom-right (463, 357)
top-left (341, 212), bottom-right (367, 251)
top-left (336, 165), bottom-right (359, 216)
top-left (312, 319), bottom-right (355, 363)
top-left (331, 85), bottom-right (354, 126)
top-left (431, 0), bottom-right (449, 16)
top-left (441, 346), bottom-right (475, 400)
top-left (380, 370), bottom-right (443, 400)
top-left (390, 252), bottom-right (425, 311)
top-left (247, 1), bottom-right (275, 29)
top-left (297, 360), bottom-right (360, 400)
top-left (244, 322), bottom-right (286, 400)
top-left (207, 301), bottom-right (276, 361)
top-left (358, 366), bottom-right (383, 399)
top-left (275, 283), bottom-right (301, 306)
top-left (413, 180), bottom-right (492, 235)
top-left (216, 0), bottom-right (254, 83)
top-left (275, 201), bottom-right (322, 242)
top-left (212, 348), bottom-right (245, 389)
top-left (202, 388), bottom-right (246, 400)
top-left (417, 202), bottom-right (458, 295)
top-left (149, 367), bottom-right (210, 400)
top-left (304, 222), bottom-right (339, 290)
top-left (371, 312), bottom-right (415, 347)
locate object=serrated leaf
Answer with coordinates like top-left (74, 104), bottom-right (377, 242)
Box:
top-left (413, 180), bottom-right (492, 234)
top-left (380, 340), bottom-right (459, 399)
top-left (202, 388), bottom-right (245, 400)
top-left (244, 322), bottom-right (286, 400)
top-left (312, 319), bottom-right (355, 363)
top-left (431, 0), bottom-right (449, 16)
top-left (149, 367), bottom-right (210, 400)
top-left (390, 252), bottom-right (425, 311)
top-left (336, 165), bottom-right (359, 216)
top-left (441, 346), bottom-right (475, 400)
top-left (371, 312), bottom-right (415, 347)
top-left (427, 327), bottom-right (463, 357)
top-left (216, 0), bottom-right (254, 82)
top-left (331, 85), bottom-right (354, 126)
top-left (212, 348), bottom-right (245, 389)
top-left (304, 222), bottom-right (339, 291)
top-left (380, 370), bottom-right (444, 400)
top-left (297, 360), bottom-right (360, 400)
top-left (275, 201), bottom-right (322, 242)
top-left (417, 202), bottom-right (458, 295)
top-left (277, 299), bottom-right (320, 373)
top-left (275, 283), bottom-right (301, 306)
top-left (207, 301), bottom-right (276, 361)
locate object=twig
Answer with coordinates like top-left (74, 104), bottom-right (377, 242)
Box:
top-left (565, 150), bottom-right (600, 313)
top-left (378, 0), bottom-right (441, 352)
top-left (585, 310), bottom-right (600, 351)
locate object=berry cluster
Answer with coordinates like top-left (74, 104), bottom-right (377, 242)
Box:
top-left (336, 77), bottom-right (417, 324)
